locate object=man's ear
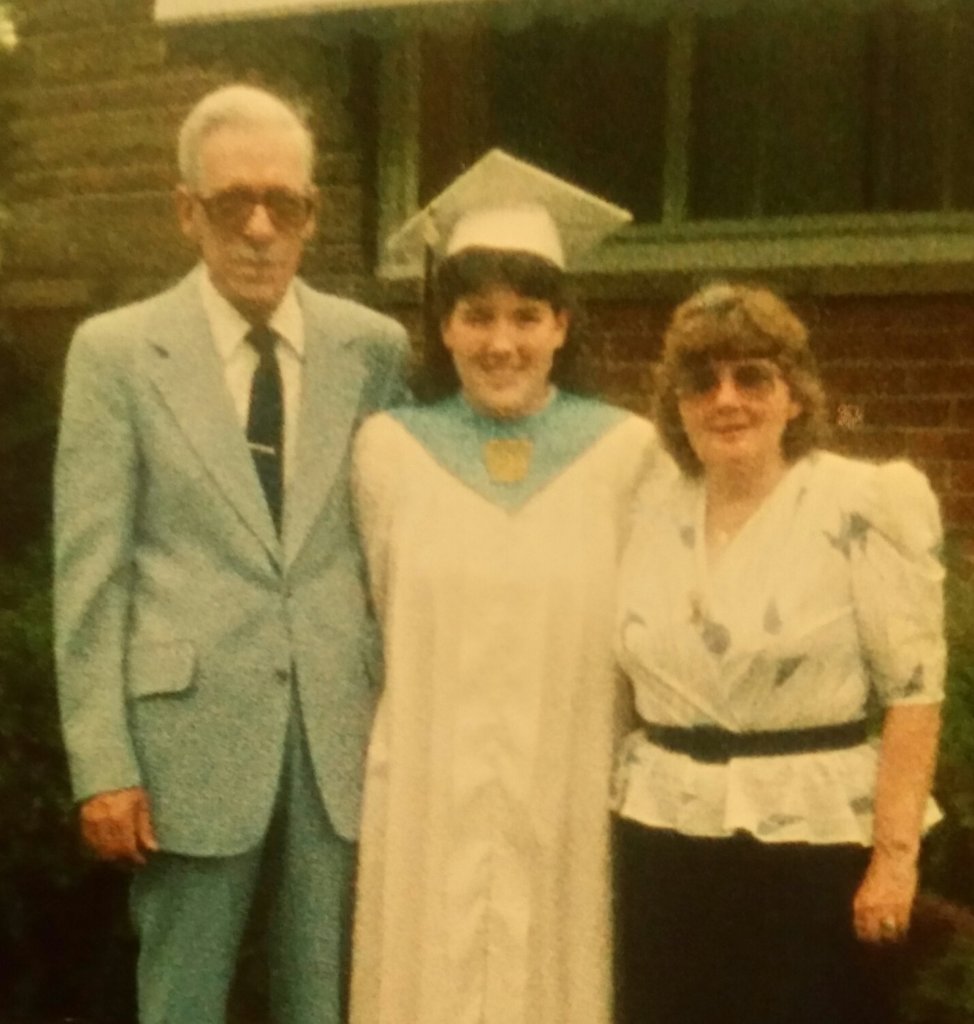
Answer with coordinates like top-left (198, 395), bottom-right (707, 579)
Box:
top-left (173, 185), bottom-right (199, 243)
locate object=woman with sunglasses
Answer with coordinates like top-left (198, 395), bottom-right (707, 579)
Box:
top-left (613, 282), bottom-right (944, 1024)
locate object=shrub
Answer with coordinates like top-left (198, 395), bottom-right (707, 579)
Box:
top-left (0, 337), bottom-right (136, 1022)
top-left (895, 540), bottom-right (974, 1022)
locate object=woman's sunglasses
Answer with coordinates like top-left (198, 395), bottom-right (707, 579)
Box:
top-left (674, 359), bottom-right (781, 400)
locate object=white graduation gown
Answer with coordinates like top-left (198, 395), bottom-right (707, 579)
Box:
top-left (350, 393), bottom-right (662, 1024)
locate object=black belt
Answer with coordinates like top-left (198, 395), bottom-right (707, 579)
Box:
top-left (641, 720), bottom-right (868, 764)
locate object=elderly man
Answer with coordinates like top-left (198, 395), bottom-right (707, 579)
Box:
top-left (54, 84), bottom-right (407, 1024)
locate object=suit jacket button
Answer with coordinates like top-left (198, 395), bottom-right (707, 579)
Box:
top-left (275, 668), bottom-right (290, 685)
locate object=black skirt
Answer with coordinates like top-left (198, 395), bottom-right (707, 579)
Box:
top-left (614, 818), bottom-right (896, 1024)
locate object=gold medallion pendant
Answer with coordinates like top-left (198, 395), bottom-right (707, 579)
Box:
top-left (483, 438), bottom-right (533, 483)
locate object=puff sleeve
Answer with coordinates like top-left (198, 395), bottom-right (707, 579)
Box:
top-left (848, 460), bottom-right (946, 706)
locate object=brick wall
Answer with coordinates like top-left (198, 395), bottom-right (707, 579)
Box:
top-left (5, 0), bottom-right (216, 333)
top-left (819, 295), bottom-right (974, 530)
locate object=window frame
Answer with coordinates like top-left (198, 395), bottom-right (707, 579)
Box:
top-left (375, 13), bottom-right (974, 294)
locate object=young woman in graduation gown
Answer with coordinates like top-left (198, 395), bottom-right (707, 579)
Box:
top-left (349, 155), bottom-right (667, 1024)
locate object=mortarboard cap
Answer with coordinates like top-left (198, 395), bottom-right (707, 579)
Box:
top-left (383, 149), bottom-right (632, 276)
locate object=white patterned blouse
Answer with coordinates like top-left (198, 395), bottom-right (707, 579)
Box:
top-left (614, 450), bottom-right (946, 846)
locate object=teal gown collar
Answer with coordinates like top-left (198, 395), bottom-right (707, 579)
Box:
top-left (390, 392), bottom-right (628, 511)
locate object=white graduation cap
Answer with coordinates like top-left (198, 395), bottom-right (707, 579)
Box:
top-left (383, 149), bottom-right (632, 275)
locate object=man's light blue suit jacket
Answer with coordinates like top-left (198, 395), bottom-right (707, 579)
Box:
top-left (54, 270), bottom-right (408, 856)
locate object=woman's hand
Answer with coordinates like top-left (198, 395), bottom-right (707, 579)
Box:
top-left (854, 702), bottom-right (941, 944)
top-left (853, 847), bottom-right (918, 943)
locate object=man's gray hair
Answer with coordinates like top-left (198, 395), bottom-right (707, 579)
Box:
top-left (178, 84), bottom-right (315, 189)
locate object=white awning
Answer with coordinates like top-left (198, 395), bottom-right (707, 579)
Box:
top-left (154, 0), bottom-right (495, 24)
top-left (155, 0), bottom-right (956, 27)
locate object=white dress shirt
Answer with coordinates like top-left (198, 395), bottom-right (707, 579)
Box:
top-left (198, 266), bottom-right (305, 483)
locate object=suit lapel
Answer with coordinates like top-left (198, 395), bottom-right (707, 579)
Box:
top-left (144, 274), bottom-right (281, 562)
top-left (284, 288), bottom-right (366, 567)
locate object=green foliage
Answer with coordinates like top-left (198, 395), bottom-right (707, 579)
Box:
top-left (898, 924), bottom-right (974, 1024)
top-left (938, 547), bottom-right (974, 824)
top-left (0, 338), bottom-right (135, 1022)
top-left (891, 542), bottom-right (974, 1022)
top-left (926, 542), bottom-right (974, 905)
top-left (0, 545), bottom-right (63, 867)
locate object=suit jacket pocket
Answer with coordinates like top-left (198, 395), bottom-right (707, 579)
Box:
top-left (126, 640), bottom-right (196, 699)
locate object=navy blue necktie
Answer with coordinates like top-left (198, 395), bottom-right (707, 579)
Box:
top-left (246, 325), bottom-right (283, 532)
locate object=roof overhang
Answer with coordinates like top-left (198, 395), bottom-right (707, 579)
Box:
top-left (154, 0), bottom-right (495, 24)
top-left (154, 0), bottom-right (954, 28)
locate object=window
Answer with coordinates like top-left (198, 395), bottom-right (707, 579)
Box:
top-left (488, 17), bottom-right (668, 224)
top-left (688, 6), bottom-right (974, 220)
top-left (378, 3), bottom-right (974, 285)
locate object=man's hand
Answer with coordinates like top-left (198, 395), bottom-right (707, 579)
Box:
top-left (79, 787), bottom-right (159, 866)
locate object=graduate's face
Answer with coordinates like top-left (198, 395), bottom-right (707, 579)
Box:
top-left (176, 124), bottom-right (317, 323)
top-left (442, 286), bottom-right (568, 419)
top-left (676, 358), bottom-right (801, 475)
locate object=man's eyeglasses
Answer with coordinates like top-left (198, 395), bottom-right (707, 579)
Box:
top-left (675, 359), bottom-right (781, 400)
top-left (194, 187), bottom-right (316, 234)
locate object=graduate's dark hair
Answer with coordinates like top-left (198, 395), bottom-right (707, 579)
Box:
top-left (409, 247), bottom-right (590, 403)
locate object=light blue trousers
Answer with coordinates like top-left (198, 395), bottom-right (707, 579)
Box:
top-left (130, 709), bottom-right (354, 1024)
